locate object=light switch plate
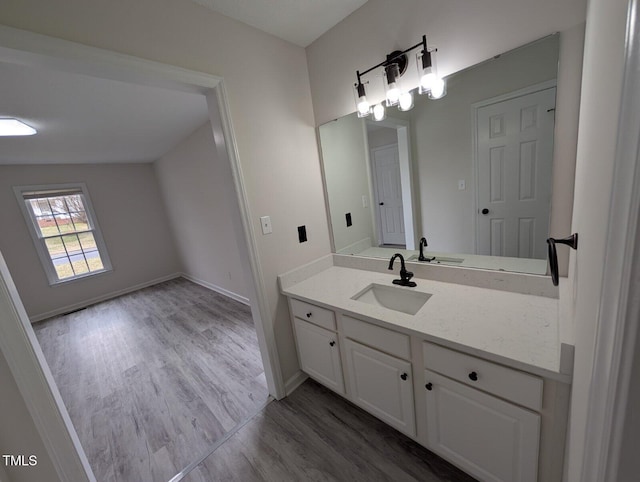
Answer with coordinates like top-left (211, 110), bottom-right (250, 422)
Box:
top-left (260, 216), bottom-right (272, 234)
top-left (362, 195), bottom-right (369, 208)
top-left (458, 180), bottom-right (466, 190)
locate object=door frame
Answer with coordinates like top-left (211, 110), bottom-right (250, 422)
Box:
top-left (0, 25), bottom-right (282, 481)
top-left (471, 79), bottom-right (557, 255)
top-left (365, 117), bottom-right (417, 250)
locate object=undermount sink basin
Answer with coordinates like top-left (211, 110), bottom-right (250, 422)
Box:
top-left (407, 255), bottom-right (465, 265)
top-left (351, 283), bottom-right (432, 315)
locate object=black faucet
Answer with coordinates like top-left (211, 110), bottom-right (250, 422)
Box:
top-left (418, 237), bottom-right (435, 262)
top-left (388, 253), bottom-right (417, 287)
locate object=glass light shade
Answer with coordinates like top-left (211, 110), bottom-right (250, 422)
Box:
top-left (384, 63), bottom-right (402, 106)
top-left (417, 50), bottom-right (443, 96)
top-left (0, 118), bottom-right (36, 136)
top-left (398, 91), bottom-right (414, 111)
top-left (372, 103), bottom-right (386, 121)
top-left (354, 82), bottom-right (371, 117)
top-left (428, 77), bottom-right (447, 99)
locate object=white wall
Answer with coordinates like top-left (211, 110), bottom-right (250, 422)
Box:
top-left (0, 349), bottom-right (60, 482)
top-left (565, 0), bottom-right (630, 479)
top-left (155, 122), bottom-right (249, 301)
top-left (319, 115), bottom-right (376, 252)
top-left (0, 163), bottom-right (181, 320)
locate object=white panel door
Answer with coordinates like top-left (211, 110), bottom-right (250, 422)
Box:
top-left (476, 87), bottom-right (556, 259)
top-left (424, 370), bottom-right (540, 482)
top-left (344, 338), bottom-right (415, 436)
top-left (372, 144), bottom-right (405, 246)
top-left (294, 318), bottom-right (344, 394)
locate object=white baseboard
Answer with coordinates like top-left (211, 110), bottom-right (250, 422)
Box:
top-left (284, 370), bottom-right (308, 396)
top-left (180, 273), bottom-right (250, 306)
top-left (29, 273), bottom-right (182, 323)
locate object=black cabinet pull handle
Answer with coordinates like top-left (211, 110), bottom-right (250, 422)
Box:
top-left (547, 233), bottom-right (578, 286)
top-left (468, 371), bottom-right (478, 381)
top-left (329, 341), bottom-right (335, 347)
top-left (400, 373), bottom-right (408, 381)
top-left (425, 383), bottom-right (433, 391)
top-left (306, 312), bottom-right (312, 318)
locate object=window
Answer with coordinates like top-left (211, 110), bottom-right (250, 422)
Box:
top-left (15, 183), bottom-right (112, 284)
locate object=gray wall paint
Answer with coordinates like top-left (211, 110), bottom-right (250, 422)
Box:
top-left (0, 163), bottom-right (181, 319)
top-left (155, 122), bottom-right (249, 299)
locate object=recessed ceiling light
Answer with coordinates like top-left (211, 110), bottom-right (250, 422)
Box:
top-left (0, 118), bottom-right (37, 136)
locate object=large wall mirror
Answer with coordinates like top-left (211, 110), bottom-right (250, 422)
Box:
top-left (319, 35), bottom-right (561, 275)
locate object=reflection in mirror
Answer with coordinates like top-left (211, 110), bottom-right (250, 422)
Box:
top-left (319, 35), bottom-right (560, 275)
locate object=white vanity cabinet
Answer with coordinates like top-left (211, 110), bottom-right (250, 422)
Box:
top-left (285, 293), bottom-right (568, 482)
top-left (422, 342), bottom-right (543, 482)
top-left (290, 299), bottom-right (344, 395)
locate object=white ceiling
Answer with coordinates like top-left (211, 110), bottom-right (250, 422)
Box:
top-left (191, 0), bottom-right (368, 47)
top-left (0, 61), bottom-right (210, 165)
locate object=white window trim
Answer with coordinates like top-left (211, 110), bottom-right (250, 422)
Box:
top-left (14, 182), bottom-right (112, 285)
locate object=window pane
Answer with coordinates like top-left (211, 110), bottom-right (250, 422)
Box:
top-left (71, 211), bottom-right (89, 231)
top-left (55, 214), bottom-right (74, 233)
top-left (45, 237), bottom-right (67, 259)
top-left (36, 216), bottom-right (59, 236)
top-left (54, 259), bottom-right (75, 280)
top-left (48, 197), bottom-right (69, 215)
top-left (78, 232), bottom-right (97, 251)
top-left (69, 254), bottom-right (89, 275)
top-left (65, 194), bottom-right (85, 213)
top-left (86, 252), bottom-right (104, 272)
top-left (29, 199), bottom-right (52, 216)
top-left (62, 234), bottom-right (82, 254)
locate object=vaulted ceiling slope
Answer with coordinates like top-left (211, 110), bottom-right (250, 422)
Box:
top-left (190, 0), bottom-right (369, 47)
top-left (0, 61), bottom-right (209, 165)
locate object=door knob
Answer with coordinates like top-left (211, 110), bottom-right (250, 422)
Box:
top-left (481, 208), bottom-right (489, 215)
top-left (425, 383), bottom-right (433, 391)
top-left (329, 341), bottom-right (335, 347)
top-left (400, 373), bottom-right (408, 381)
top-left (379, 202), bottom-right (385, 206)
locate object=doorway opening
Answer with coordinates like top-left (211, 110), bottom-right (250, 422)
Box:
top-left (0, 26), bottom-right (279, 481)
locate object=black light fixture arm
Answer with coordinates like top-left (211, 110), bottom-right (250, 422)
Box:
top-left (356, 35), bottom-right (432, 85)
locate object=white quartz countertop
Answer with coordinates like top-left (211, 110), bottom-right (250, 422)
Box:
top-left (281, 265), bottom-right (569, 381)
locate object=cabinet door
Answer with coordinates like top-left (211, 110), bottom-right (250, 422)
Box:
top-left (294, 318), bottom-right (344, 394)
top-left (424, 370), bottom-right (540, 482)
top-left (344, 339), bottom-right (415, 437)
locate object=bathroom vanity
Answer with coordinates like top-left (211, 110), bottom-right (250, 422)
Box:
top-left (279, 254), bottom-right (573, 482)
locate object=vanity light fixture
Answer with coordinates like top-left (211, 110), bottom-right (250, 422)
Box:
top-left (0, 118), bottom-right (37, 136)
top-left (354, 35), bottom-right (445, 120)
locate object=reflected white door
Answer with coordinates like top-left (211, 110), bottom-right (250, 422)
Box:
top-left (476, 87), bottom-right (556, 258)
top-left (372, 144), bottom-right (405, 246)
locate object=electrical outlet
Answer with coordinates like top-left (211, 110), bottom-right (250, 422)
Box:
top-left (298, 225), bottom-right (307, 243)
top-left (458, 180), bottom-right (466, 191)
top-left (362, 195), bottom-right (369, 208)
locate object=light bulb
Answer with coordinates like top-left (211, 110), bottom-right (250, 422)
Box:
top-left (373, 103), bottom-right (386, 121)
top-left (386, 84), bottom-right (400, 103)
top-left (398, 91), bottom-right (414, 111)
top-left (357, 97), bottom-right (370, 116)
top-left (429, 77), bottom-right (446, 99)
top-left (420, 71), bottom-right (436, 91)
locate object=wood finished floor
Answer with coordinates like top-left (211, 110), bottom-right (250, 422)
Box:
top-left (185, 379), bottom-right (477, 482)
top-left (34, 278), bottom-right (269, 482)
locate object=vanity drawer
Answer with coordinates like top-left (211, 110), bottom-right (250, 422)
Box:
top-left (342, 315), bottom-right (411, 360)
top-left (290, 298), bottom-right (336, 331)
top-left (423, 342), bottom-right (543, 411)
